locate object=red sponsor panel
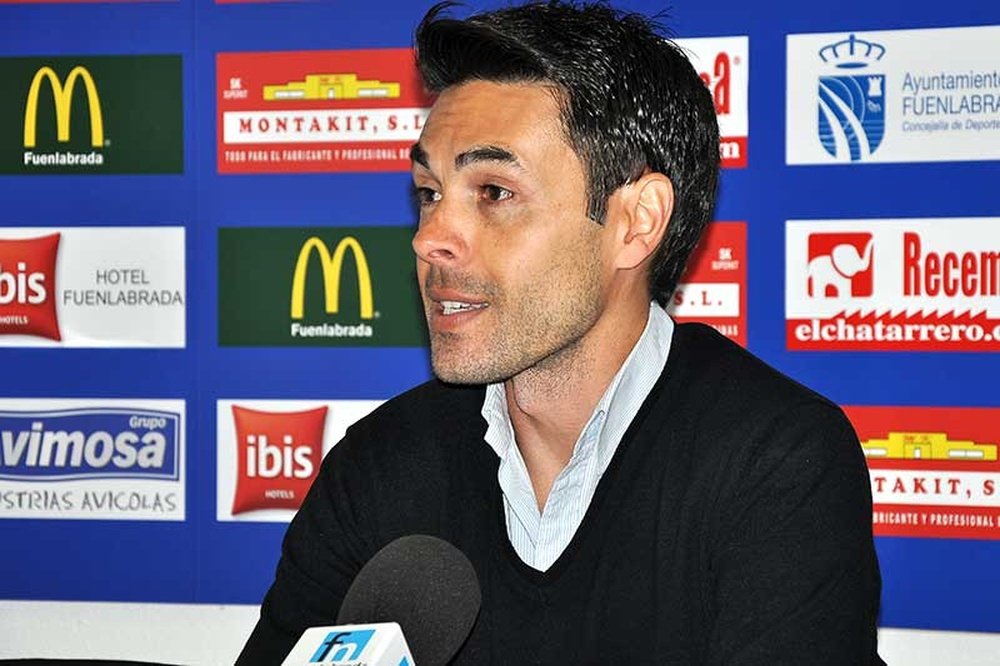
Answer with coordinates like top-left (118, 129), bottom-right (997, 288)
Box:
top-left (231, 405), bottom-right (327, 514)
top-left (786, 218), bottom-right (1000, 351)
top-left (844, 406), bottom-right (1000, 539)
top-left (719, 136), bottom-right (747, 169)
top-left (668, 221), bottom-right (746, 345)
top-left (683, 37), bottom-right (748, 169)
top-left (0, 234), bottom-right (61, 341)
top-left (217, 50), bottom-right (432, 174)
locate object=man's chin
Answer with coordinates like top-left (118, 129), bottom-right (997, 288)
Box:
top-left (430, 355), bottom-right (508, 386)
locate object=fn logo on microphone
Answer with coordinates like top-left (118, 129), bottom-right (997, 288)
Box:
top-left (309, 629), bottom-right (374, 663)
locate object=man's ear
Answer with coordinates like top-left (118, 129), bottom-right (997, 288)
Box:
top-left (612, 172), bottom-right (674, 271)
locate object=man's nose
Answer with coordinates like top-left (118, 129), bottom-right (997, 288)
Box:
top-left (412, 199), bottom-right (469, 266)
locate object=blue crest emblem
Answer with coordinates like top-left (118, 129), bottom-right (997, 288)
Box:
top-left (816, 34), bottom-right (886, 162)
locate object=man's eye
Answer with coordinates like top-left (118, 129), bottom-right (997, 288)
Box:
top-left (413, 186), bottom-right (441, 206)
top-left (481, 184), bottom-right (513, 202)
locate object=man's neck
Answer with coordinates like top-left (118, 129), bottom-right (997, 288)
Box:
top-left (504, 299), bottom-right (651, 510)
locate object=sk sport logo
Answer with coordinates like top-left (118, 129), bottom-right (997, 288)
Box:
top-left (818, 34), bottom-right (886, 162)
top-left (807, 233), bottom-right (874, 299)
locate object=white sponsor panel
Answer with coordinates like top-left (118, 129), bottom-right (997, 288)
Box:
top-left (216, 399), bottom-right (383, 522)
top-left (786, 218), bottom-right (1000, 350)
top-left (788, 26), bottom-right (1000, 165)
top-left (0, 227), bottom-right (185, 347)
top-left (870, 470), bottom-right (1000, 508)
top-left (222, 108), bottom-right (427, 144)
top-left (0, 399), bottom-right (185, 521)
top-left (677, 36), bottom-right (749, 167)
top-left (668, 282), bottom-right (740, 317)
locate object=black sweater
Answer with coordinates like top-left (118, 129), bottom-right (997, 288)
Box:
top-left (238, 323), bottom-right (884, 665)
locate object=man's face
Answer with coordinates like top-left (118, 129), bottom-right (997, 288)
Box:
top-left (410, 80), bottom-right (611, 384)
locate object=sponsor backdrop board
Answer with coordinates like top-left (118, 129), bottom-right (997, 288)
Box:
top-left (0, 0), bottom-right (998, 659)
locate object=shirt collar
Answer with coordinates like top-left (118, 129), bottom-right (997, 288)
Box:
top-left (482, 302), bottom-right (674, 464)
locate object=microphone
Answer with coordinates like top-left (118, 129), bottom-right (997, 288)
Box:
top-left (281, 535), bottom-right (481, 666)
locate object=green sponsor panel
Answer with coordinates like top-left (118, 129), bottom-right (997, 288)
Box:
top-left (0, 55), bottom-right (183, 174)
top-left (219, 227), bottom-right (428, 347)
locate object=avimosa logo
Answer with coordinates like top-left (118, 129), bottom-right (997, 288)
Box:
top-left (290, 236), bottom-right (375, 339)
top-left (23, 65), bottom-right (106, 167)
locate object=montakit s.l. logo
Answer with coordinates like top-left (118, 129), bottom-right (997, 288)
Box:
top-left (786, 218), bottom-right (1000, 351)
top-left (0, 56), bottom-right (182, 174)
top-left (668, 221), bottom-right (747, 345)
top-left (218, 227), bottom-right (424, 347)
top-left (845, 406), bottom-right (1000, 540)
top-left (816, 34), bottom-right (886, 162)
top-left (217, 49), bottom-right (432, 174)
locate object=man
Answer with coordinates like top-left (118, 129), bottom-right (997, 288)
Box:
top-left (238, 2), bottom-right (884, 664)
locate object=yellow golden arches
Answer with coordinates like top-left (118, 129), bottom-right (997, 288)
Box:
top-left (290, 236), bottom-right (374, 320)
top-left (24, 66), bottom-right (105, 149)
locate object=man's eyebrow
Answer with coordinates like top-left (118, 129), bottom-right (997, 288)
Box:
top-left (410, 143), bottom-right (429, 169)
top-left (409, 143), bottom-right (525, 172)
top-left (455, 145), bottom-right (522, 171)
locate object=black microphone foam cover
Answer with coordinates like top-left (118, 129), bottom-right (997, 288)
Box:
top-left (336, 534), bottom-right (481, 666)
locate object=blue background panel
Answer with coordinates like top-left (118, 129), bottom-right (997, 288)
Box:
top-left (1, 0), bottom-right (998, 636)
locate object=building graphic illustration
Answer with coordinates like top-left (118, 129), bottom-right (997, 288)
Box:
top-left (263, 73), bottom-right (400, 100)
top-left (862, 431), bottom-right (998, 461)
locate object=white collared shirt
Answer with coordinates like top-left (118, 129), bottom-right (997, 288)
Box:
top-left (481, 302), bottom-right (674, 571)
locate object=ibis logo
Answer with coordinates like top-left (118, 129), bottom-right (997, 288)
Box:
top-left (0, 56), bottom-right (182, 174)
top-left (0, 233), bottom-right (61, 341)
top-left (230, 404), bottom-right (326, 515)
top-left (216, 399), bottom-right (383, 522)
top-left (218, 227), bottom-right (425, 347)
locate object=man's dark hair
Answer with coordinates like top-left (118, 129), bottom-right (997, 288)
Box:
top-left (415, 1), bottom-right (720, 304)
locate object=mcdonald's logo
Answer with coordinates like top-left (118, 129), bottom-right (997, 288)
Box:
top-left (290, 236), bottom-right (374, 320)
top-left (23, 66), bottom-right (104, 149)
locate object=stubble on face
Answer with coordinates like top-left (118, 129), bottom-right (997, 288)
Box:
top-left (428, 218), bottom-right (606, 387)
top-left (412, 80), bottom-right (608, 388)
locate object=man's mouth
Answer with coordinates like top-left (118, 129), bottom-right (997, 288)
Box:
top-left (439, 300), bottom-right (489, 316)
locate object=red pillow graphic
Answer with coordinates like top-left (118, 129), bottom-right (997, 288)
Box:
top-left (0, 233), bottom-right (61, 341)
top-left (231, 404), bottom-right (327, 515)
